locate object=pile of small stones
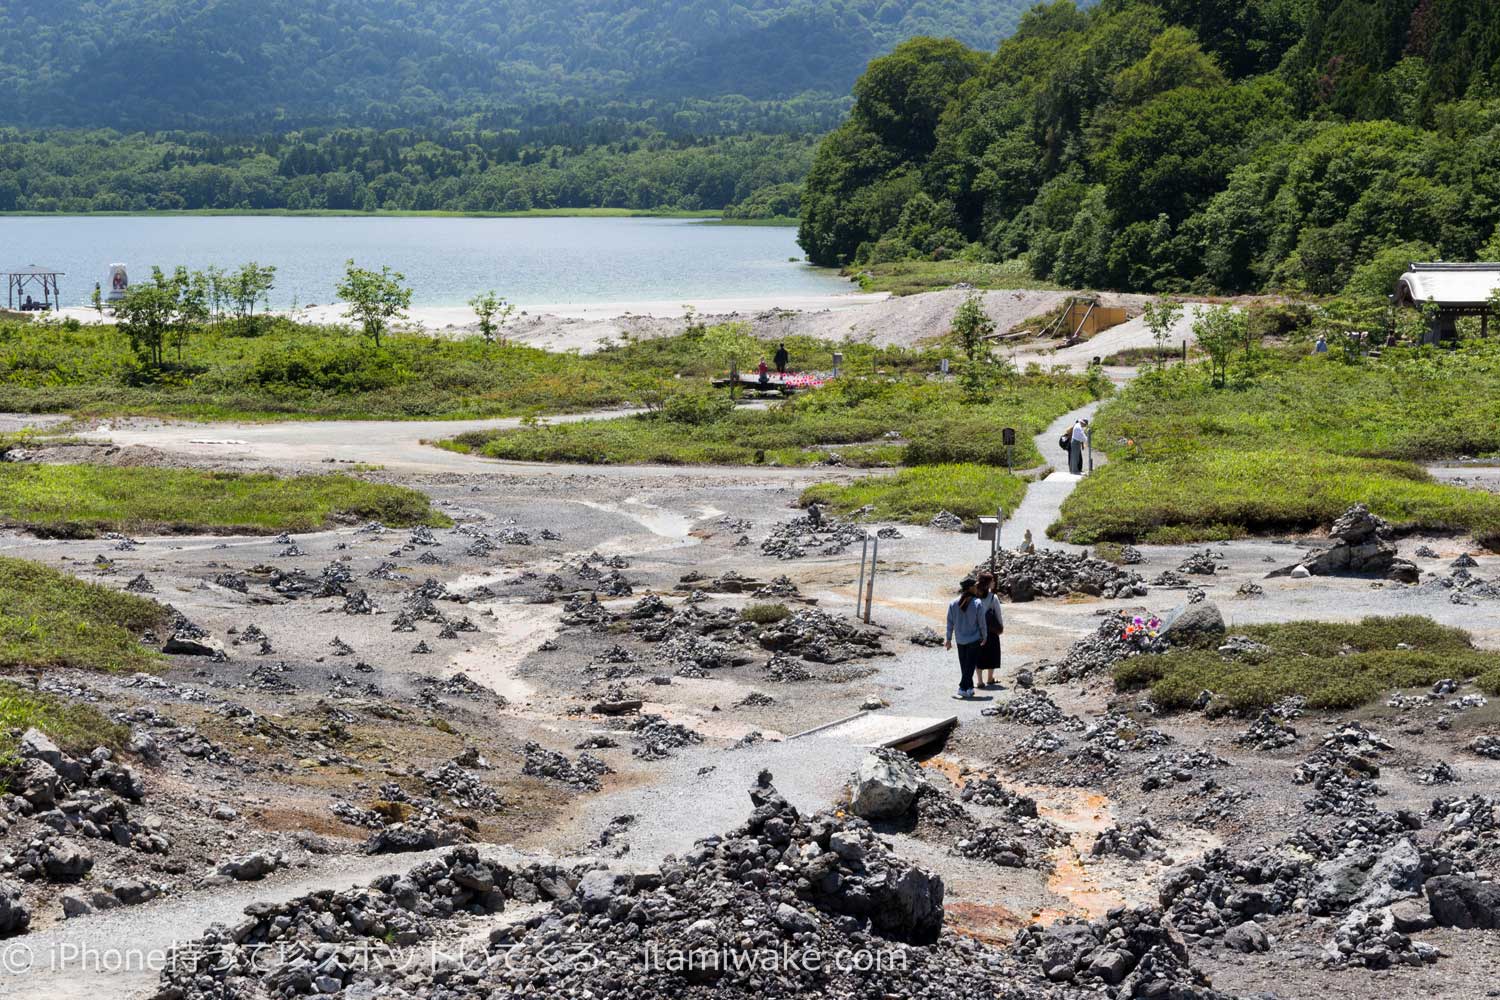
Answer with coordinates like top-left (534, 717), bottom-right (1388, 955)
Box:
top-left (1090, 817), bottom-right (1168, 862)
top-left (521, 742), bottom-right (611, 792)
top-left (756, 608), bottom-right (889, 664)
top-left (981, 690), bottom-right (1075, 728)
top-left (155, 848), bottom-right (583, 998)
top-left (1042, 612), bottom-right (1168, 683)
top-left (760, 512), bottom-right (868, 559)
top-left (628, 715), bottom-right (705, 760)
top-left (981, 549), bottom-right (1148, 603)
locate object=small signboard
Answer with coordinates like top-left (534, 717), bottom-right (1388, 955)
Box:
top-left (976, 515), bottom-right (1000, 541)
top-left (1001, 427), bottom-right (1015, 446)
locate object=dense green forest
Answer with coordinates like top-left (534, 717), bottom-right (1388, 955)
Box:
top-left (0, 128), bottom-right (814, 214)
top-left (799, 0), bottom-right (1500, 294)
top-left (0, 0), bottom-right (1064, 130)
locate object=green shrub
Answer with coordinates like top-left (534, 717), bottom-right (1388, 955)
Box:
top-left (0, 465), bottom-right (447, 535)
top-left (741, 603), bottom-right (791, 625)
top-left (1053, 343), bottom-right (1500, 545)
top-left (802, 463), bottom-right (1027, 527)
top-left (452, 374), bottom-right (1103, 469)
top-left (0, 557), bottom-right (167, 675)
top-left (0, 682), bottom-right (130, 773)
top-left (1114, 616), bottom-right (1495, 714)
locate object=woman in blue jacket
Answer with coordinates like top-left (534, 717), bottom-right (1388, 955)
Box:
top-left (945, 577), bottom-right (988, 699)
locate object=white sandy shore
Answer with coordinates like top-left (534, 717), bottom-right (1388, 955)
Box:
top-left (302, 292), bottom-right (887, 327)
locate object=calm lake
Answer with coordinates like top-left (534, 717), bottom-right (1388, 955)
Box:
top-left (0, 215), bottom-right (845, 309)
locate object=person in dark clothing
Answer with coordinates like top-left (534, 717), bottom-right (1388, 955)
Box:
top-left (975, 571), bottom-right (1003, 687)
top-left (774, 343), bottom-right (789, 376)
top-left (945, 577), bottom-right (988, 699)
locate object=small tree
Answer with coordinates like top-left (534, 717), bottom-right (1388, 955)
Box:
top-left (1192, 305), bottom-right (1245, 387)
top-left (228, 262), bottom-right (277, 330)
top-left (116, 281), bottom-right (179, 367)
top-left (337, 260), bottom-right (412, 348)
top-left (469, 290), bottom-right (515, 346)
top-left (204, 265), bottom-right (228, 322)
top-left (949, 293), bottom-right (995, 363)
top-left (1143, 297), bottom-right (1184, 364)
top-left (90, 282), bottom-right (103, 319)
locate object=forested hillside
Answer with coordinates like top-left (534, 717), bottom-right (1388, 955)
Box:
top-left (0, 0), bottom-right (1062, 130)
top-left (799, 0), bottom-right (1500, 294)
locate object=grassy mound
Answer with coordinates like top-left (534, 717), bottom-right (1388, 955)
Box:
top-left (1058, 450), bottom-right (1500, 545)
top-left (0, 556), bottom-right (168, 674)
top-left (0, 464), bottom-right (447, 536)
top-left (1053, 345), bottom-right (1500, 545)
top-left (447, 375), bottom-right (1100, 469)
top-left (800, 463), bottom-right (1028, 528)
top-left (0, 682), bottom-right (130, 769)
top-left (1115, 616), bottom-right (1500, 714)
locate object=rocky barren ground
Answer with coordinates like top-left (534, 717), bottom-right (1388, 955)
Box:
top-left (3, 421), bottom-right (1500, 1000)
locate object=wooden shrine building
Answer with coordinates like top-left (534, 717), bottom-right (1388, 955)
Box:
top-left (1393, 262), bottom-right (1500, 343)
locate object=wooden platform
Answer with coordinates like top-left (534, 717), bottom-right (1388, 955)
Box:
top-left (790, 712), bottom-right (958, 753)
top-left (712, 375), bottom-right (797, 395)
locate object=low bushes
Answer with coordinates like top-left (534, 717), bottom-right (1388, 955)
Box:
top-left (0, 318), bottom-right (950, 421)
top-left (1114, 616), bottom-right (1500, 714)
top-left (448, 374), bottom-right (1101, 469)
top-left (0, 556), bottom-right (167, 674)
top-left (801, 463), bottom-right (1028, 528)
top-left (1052, 344), bottom-right (1500, 545)
top-left (0, 464), bottom-right (448, 535)
top-left (1055, 449), bottom-right (1500, 545)
top-left (740, 603), bottom-right (791, 624)
top-left (0, 682), bottom-right (129, 769)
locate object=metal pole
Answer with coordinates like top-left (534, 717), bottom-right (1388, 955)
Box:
top-left (1088, 436), bottom-right (1093, 474)
top-left (863, 536), bottom-right (879, 624)
top-left (855, 534), bottom-right (868, 618)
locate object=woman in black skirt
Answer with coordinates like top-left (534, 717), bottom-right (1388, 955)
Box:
top-left (975, 571), bottom-right (1003, 687)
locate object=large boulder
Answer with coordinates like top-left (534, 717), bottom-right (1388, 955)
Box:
top-left (216, 850), bottom-right (288, 882)
top-left (1280, 504), bottom-right (1418, 581)
top-left (163, 630), bottom-right (226, 657)
top-left (0, 880), bottom-right (29, 938)
top-left (850, 752), bottom-right (922, 819)
top-left (576, 870), bottom-right (630, 915)
top-left (15, 758), bottom-right (61, 808)
top-left (1313, 839), bottom-right (1423, 911)
top-left (20, 728), bottom-right (84, 784)
top-left (1159, 602), bottom-right (1226, 647)
top-left (42, 838), bottom-right (94, 881)
top-left (1426, 875), bottom-right (1500, 929)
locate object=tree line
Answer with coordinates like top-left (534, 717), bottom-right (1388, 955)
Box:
top-left (798, 0), bottom-right (1500, 295)
top-left (0, 129), bottom-right (813, 215)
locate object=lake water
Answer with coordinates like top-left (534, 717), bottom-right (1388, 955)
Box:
top-left (0, 215), bottom-right (844, 310)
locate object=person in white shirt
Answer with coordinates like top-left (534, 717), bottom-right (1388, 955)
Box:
top-left (1068, 417), bottom-right (1090, 474)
